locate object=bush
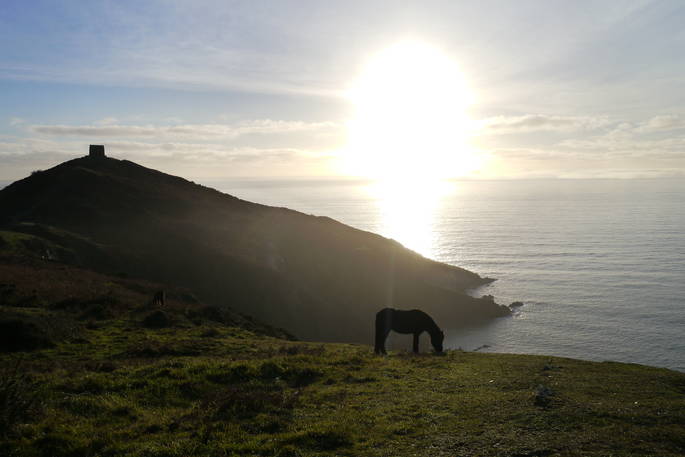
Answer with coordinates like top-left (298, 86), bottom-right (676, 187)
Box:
top-left (141, 310), bottom-right (171, 328)
top-left (0, 318), bottom-right (54, 352)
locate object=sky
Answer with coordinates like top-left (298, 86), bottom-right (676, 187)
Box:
top-left (1, 0), bottom-right (685, 182)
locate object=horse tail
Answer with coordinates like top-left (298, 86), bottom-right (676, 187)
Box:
top-left (375, 308), bottom-right (392, 354)
top-left (374, 311), bottom-right (383, 352)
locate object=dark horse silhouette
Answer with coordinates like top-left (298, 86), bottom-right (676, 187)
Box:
top-left (374, 308), bottom-right (444, 354)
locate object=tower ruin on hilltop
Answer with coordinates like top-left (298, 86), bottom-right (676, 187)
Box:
top-left (89, 145), bottom-right (105, 158)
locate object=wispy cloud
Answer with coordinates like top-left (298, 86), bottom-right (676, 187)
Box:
top-left (29, 119), bottom-right (341, 140)
top-left (0, 137), bottom-right (336, 180)
top-left (636, 115), bottom-right (685, 133)
top-left (472, 111), bottom-right (685, 179)
top-left (478, 114), bottom-right (610, 133)
top-left (555, 115), bottom-right (685, 157)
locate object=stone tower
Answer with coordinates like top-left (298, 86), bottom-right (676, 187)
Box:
top-left (89, 145), bottom-right (105, 158)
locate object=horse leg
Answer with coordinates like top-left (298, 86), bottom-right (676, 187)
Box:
top-left (375, 329), bottom-right (389, 354)
top-left (380, 330), bottom-right (389, 354)
top-left (375, 318), bottom-right (387, 354)
top-left (413, 333), bottom-right (420, 353)
top-left (374, 329), bottom-right (382, 354)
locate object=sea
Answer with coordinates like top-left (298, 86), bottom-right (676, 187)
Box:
top-left (210, 177), bottom-right (685, 372)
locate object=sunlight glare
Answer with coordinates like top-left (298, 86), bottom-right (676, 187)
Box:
top-left (367, 178), bottom-right (455, 258)
top-left (342, 40), bottom-right (481, 181)
top-left (342, 41), bottom-right (478, 258)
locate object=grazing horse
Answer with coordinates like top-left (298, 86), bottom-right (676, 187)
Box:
top-left (374, 308), bottom-right (444, 354)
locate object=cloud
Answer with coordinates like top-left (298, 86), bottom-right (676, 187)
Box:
top-left (478, 114), bottom-right (610, 133)
top-left (559, 135), bottom-right (685, 157)
top-left (0, 138), bottom-right (79, 156)
top-left (487, 147), bottom-right (563, 160)
top-left (1, 116), bottom-right (345, 180)
top-left (0, 137), bottom-right (336, 180)
top-left (636, 115), bottom-right (685, 133)
top-left (94, 117), bottom-right (119, 126)
top-left (474, 112), bottom-right (685, 170)
top-left (0, 138), bottom-right (321, 161)
top-left (103, 141), bottom-right (306, 161)
top-left (29, 119), bottom-right (341, 140)
top-left (555, 116), bottom-right (685, 158)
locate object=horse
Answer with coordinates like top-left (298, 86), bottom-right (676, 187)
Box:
top-left (374, 308), bottom-right (444, 354)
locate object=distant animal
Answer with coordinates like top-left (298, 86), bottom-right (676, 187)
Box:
top-left (374, 308), bottom-right (444, 354)
top-left (151, 290), bottom-right (165, 308)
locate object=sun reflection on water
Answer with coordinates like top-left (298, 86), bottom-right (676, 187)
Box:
top-left (367, 179), bottom-right (454, 259)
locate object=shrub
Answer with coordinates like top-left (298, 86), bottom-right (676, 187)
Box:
top-left (141, 310), bottom-right (171, 328)
top-left (0, 318), bottom-right (54, 352)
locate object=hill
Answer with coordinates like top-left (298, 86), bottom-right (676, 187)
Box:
top-left (1, 157), bottom-right (682, 456)
top-left (1, 271), bottom-right (683, 457)
top-left (0, 151), bottom-right (509, 342)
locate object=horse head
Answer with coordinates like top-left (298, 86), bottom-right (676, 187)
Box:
top-left (431, 330), bottom-right (444, 353)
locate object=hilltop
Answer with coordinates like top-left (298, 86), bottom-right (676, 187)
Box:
top-left (0, 151), bottom-right (509, 342)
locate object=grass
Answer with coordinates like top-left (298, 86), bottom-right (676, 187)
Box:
top-left (1, 254), bottom-right (684, 456)
top-left (0, 230), bottom-right (45, 256)
top-left (1, 313), bottom-right (684, 456)
top-left (0, 359), bottom-right (43, 439)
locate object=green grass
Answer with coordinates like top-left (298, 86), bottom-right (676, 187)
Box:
top-left (2, 310), bottom-right (684, 457)
top-left (0, 228), bottom-right (79, 265)
top-left (1, 254), bottom-right (683, 456)
top-left (0, 230), bottom-right (42, 254)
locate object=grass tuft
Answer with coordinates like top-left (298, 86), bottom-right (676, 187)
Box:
top-left (0, 359), bottom-right (43, 437)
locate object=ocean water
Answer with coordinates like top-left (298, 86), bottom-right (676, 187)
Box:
top-left (210, 178), bottom-right (685, 372)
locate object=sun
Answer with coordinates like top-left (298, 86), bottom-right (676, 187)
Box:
top-left (341, 40), bottom-right (481, 182)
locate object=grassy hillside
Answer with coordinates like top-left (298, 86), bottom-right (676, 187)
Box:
top-left (1, 256), bottom-right (684, 456)
top-left (2, 319), bottom-right (684, 457)
top-left (2, 155), bottom-right (682, 456)
top-left (0, 155), bottom-right (509, 343)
